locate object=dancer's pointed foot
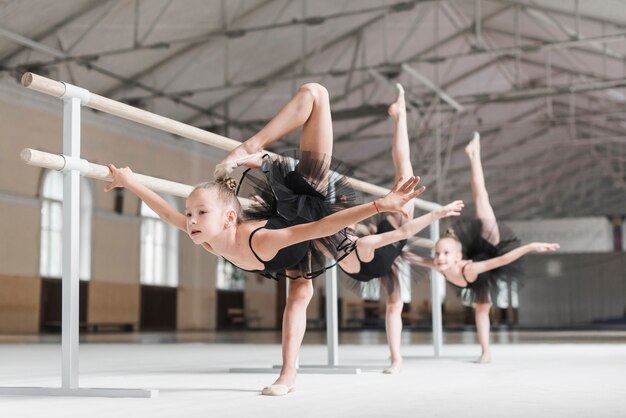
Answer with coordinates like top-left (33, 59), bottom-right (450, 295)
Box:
top-left (214, 145), bottom-right (264, 179)
top-left (387, 83), bottom-right (406, 121)
top-left (261, 368), bottom-right (297, 396)
top-left (475, 352), bottom-right (491, 364)
top-left (464, 131), bottom-right (481, 160)
top-left (383, 359), bottom-right (402, 374)
top-left (261, 384), bottom-right (295, 396)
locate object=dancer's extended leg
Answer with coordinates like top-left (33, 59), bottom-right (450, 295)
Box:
top-left (220, 83), bottom-right (333, 171)
top-left (465, 133), bottom-right (499, 245)
top-left (474, 302), bottom-right (492, 363)
top-left (384, 280), bottom-right (404, 373)
top-left (388, 84), bottom-right (415, 221)
top-left (264, 276), bottom-right (313, 394)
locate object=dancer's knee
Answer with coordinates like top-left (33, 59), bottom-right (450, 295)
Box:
top-left (474, 303), bottom-right (491, 314)
top-left (386, 297), bottom-right (403, 315)
top-left (299, 83), bottom-right (329, 104)
top-left (288, 280), bottom-right (314, 304)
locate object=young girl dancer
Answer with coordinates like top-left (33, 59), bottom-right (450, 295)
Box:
top-left (338, 84), bottom-right (463, 374)
top-left (105, 83), bottom-right (425, 396)
top-left (406, 132), bottom-right (559, 363)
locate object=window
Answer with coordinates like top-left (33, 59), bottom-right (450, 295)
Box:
top-left (140, 199), bottom-right (179, 287)
top-left (216, 257), bottom-right (245, 291)
top-left (40, 170), bottom-right (92, 280)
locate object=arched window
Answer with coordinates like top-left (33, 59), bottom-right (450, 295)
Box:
top-left (140, 199), bottom-right (178, 287)
top-left (40, 170), bottom-right (92, 280)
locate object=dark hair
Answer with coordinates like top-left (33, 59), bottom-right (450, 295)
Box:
top-left (191, 177), bottom-right (243, 223)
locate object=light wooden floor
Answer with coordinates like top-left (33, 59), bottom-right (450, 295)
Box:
top-left (0, 330), bottom-right (624, 417)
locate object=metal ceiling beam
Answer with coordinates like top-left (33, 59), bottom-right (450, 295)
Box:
top-left (182, 11), bottom-right (391, 125)
top-left (126, 4), bottom-right (513, 103)
top-left (0, 0), bottom-right (113, 63)
top-left (101, 0), bottom-right (277, 98)
top-left (495, 0), bottom-right (626, 29)
top-left (485, 26), bottom-right (626, 63)
top-left (0, 25), bottom-right (247, 124)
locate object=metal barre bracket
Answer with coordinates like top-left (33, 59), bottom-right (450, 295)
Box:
top-left (61, 154), bottom-right (90, 174)
top-left (61, 82), bottom-right (90, 104)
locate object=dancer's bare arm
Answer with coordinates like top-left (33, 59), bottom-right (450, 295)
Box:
top-left (466, 242), bottom-right (560, 277)
top-left (402, 252), bottom-right (436, 268)
top-left (358, 200), bottom-right (463, 252)
top-left (105, 164), bottom-right (188, 233)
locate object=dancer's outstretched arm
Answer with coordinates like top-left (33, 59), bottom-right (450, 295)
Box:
top-left (358, 200), bottom-right (464, 252)
top-left (104, 164), bottom-right (187, 233)
top-left (402, 252), bottom-right (436, 269)
top-left (465, 243), bottom-right (560, 278)
top-left (256, 177), bottom-right (425, 256)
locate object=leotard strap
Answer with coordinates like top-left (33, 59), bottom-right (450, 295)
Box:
top-left (248, 226), bottom-right (269, 264)
top-left (461, 261), bottom-right (473, 284)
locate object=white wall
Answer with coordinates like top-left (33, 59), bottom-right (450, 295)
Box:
top-left (507, 217), bottom-right (613, 252)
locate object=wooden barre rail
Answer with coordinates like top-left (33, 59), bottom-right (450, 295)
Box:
top-left (21, 148), bottom-right (194, 198)
top-left (21, 72), bottom-right (442, 211)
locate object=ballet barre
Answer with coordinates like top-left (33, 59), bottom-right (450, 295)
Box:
top-left (21, 72), bottom-right (442, 213)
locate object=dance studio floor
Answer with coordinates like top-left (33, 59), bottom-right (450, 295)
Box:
top-left (0, 330), bottom-right (624, 418)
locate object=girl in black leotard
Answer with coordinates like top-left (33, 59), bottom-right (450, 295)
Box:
top-left (338, 84), bottom-right (463, 373)
top-left (406, 132), bottom-right (559, 363)
top-left (105, 83), bottom-right (425, 396)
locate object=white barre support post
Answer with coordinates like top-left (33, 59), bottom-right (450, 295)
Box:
top-left (430, 220), bottom-right (443, 357)
top-left (0, 84), bottom-right (156, 398)
top-left (325, 265), bottom-right (339, 366)
top-left (62, 95), bottom-right (81, 389)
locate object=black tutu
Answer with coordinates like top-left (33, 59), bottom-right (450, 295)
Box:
top-left (451, 218), bottom-right (522, 305)
top-left (340, 213), bottom-right (429, 298)
top-left (236, 150), bottom-right (360, 280)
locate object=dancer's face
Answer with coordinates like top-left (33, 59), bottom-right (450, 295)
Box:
top-left (434, 238), bottom-right (462, 272)
top-left (185, 188), bottom-right (233, 244)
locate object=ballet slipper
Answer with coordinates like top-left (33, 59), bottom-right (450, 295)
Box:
top-left (382, 366), bottom-right (400, 374)
top-left (464, 132), bottom-right (481, 158)
top-left (395, 83), bottom-right (405, 100)
top-left (475, 354), bottom-right (491, 364)
top-left (213, 151), bottom-right (264, 179)
top-left (261, 384), bottom-right (295, 396)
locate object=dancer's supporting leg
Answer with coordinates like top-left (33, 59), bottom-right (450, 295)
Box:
top-left (236, 84), bottom-right (333, 392)
top-left (474, 303), bottom-right (491, 363)
top-left (274, 274), bottom-right (314, 390)
top-left (465, 133), bottom-right (496, 364)
top-left (384, 279), bottom-right (404, 373)
top-left (383, 84), bottom-right (413, 373)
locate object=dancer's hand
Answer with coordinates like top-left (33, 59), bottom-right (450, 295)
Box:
top-left (377, 176), bottom-right (425, 217)
top-left (530, 242), bottom-right (560, 252)
top-left (434, 200), bottom-right (464, 220)
top-left (104, 164), bottom-right (134, 192)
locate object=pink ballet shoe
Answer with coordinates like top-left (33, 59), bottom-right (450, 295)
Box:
top-left (261, 384), bottom-right (295, 396)
top-left (213, 151), bottom-right (264, 179)
top-left (382, 366), bottom-right (400, 374)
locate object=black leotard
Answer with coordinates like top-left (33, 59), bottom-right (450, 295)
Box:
top-left (341, 218), bottom-right (407, 282)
